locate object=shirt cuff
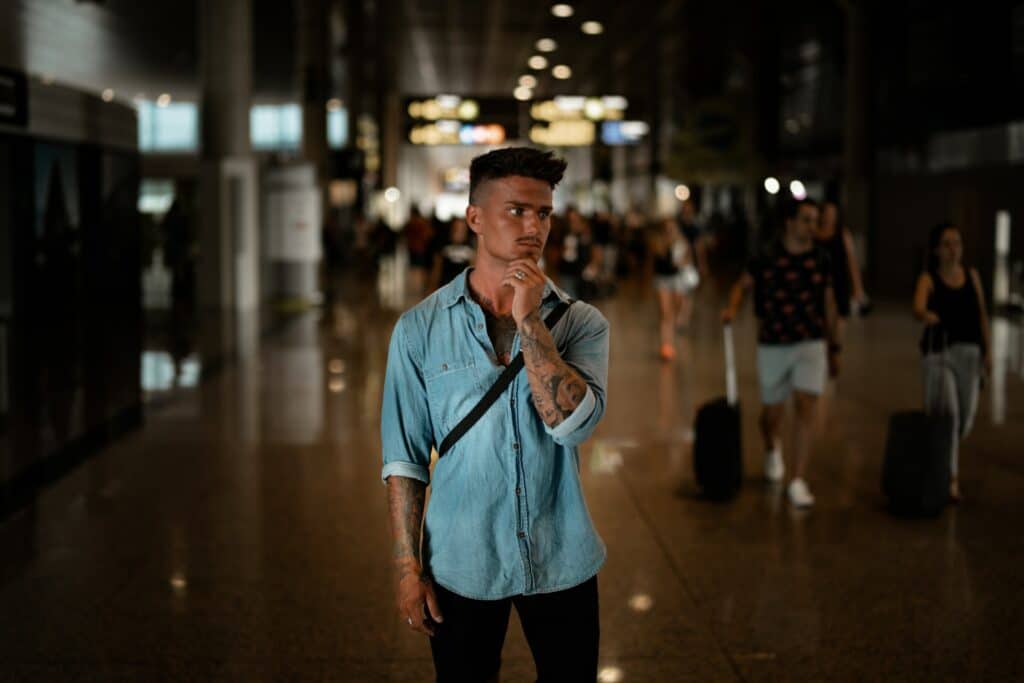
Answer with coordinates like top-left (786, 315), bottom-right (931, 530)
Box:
top-left (381, 460), bottom-right (430, 485)
top-left (545, 385), bottom-right (596, 441)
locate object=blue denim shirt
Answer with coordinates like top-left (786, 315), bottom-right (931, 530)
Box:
top-left (381, 269), bottom-right (609, 600)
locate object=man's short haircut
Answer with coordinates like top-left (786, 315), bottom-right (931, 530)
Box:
top-left (469, 147), bottom-right (567, 204)
top-left (783, 197), bottom-right (820, 220)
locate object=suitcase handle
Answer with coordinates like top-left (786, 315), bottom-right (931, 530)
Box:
top-left (724, 324), bottom-right (738, 406)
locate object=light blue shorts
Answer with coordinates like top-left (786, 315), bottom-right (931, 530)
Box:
top-left (756, 340), bottom-right (827, 405)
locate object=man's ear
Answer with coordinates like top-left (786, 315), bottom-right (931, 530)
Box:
top-left (466, 204), bottom-right (483, 236)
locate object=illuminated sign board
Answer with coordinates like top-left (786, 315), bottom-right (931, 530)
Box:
top-left (409, 122), bottom-right (506, 146)
top-left (531, 95), bottom-right (628, 123)
top-left (407, 95), bottom-right (480, 121)
top-left (601, 120), bottom-right (650, 145)
top-left (529, 120), bottom-right (595, 147)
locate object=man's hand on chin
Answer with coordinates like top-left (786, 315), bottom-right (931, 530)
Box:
top-left (502, 259), bottom-right (546, 325)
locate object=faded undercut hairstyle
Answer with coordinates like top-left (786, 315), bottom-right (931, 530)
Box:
top-left (469, 147), bottom-right (567, 205)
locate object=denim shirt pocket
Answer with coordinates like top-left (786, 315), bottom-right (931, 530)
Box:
top-left (424, 358), bottom-right (485, 437)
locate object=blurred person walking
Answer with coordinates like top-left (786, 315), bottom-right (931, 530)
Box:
top-left (912, 222), bottom-right (991, 502)
top-left (679, 198), bottom-right (709, 277)
top-left (382, 147), bottom-right (609, 682)
top-left (651, 217), bottom-right (696, 361)
top-left (557, 206), bottom-right (600, 299)
top-left (721, 199), bottom-right (841, 508)
top-left (404, 205), bottom-right (435, 295)
top-left (815, 200), bottom-right (869, 333)
top-left (430, 216), bottom-right (475, 290)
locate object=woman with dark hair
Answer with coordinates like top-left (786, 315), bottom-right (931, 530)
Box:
top-left (912, 222), bottom-right (991, 502)
top-left (815, 201), bottom-right (868, 325)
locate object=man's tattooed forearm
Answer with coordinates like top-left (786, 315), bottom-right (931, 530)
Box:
top-left (519, 312), bottom-right (588, 428)
top-left (387, 476), bottom-right (426, 576)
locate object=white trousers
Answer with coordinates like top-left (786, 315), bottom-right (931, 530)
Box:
top-left (921, 343), bottom-right (981, 477)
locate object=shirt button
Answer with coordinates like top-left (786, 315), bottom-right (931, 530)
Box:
top-left (517, 531), bottom-right (526, 539)
top-left (512, 443), bottom-right (519, 450)
top-left (515, 487), bottom-right (521, 495)
top-left (477, 324), bottom-right (483, 330)
top-left (441, 363), bottom-right (448, 371)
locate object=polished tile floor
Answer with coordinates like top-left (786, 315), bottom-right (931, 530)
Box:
top-left (2, 274), bottom-right (1023, 682)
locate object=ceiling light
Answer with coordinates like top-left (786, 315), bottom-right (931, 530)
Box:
top-left (789, 179), bottom-right (807, 199)
top-left (674, 184), bottom-right (691, 202)
top-left (528, 55), bottom-right (549, 70)
top-left (514, 86), bottom-right (534, 101)
top-left (156, 93), bottom-right (172, 107)
top-left (518, 75), bottom-right (538, 88)
top-left (764, 177), bottom-right (780, 194)
top-left (536, 38), bottom-right (557, 52)
top-left (551, 4), bottom-right (574, 18)
top-left (552, 65), bottom-right (572, 80)
top-left (581, 20), bottom-right (603, 35)
top-left (327, 97), bottom-right (343, 111)
top-left (384, 187), bottom-right (401, 203)
top-left (101, 89), bottom-right (115, 102)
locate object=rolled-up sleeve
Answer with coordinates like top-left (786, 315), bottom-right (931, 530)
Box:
top-left (380, 318), bottom-right (434, 484)
top-left (545, 305), bottom-right (609, 448)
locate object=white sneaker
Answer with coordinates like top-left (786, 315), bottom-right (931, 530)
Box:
top-left (764, 445), bottom-right (785, 482)
top-left (787, 478), bottom-right (815, 508)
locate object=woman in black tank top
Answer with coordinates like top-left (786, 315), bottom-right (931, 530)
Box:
top-left (912, 223), bottom-right (992, 502)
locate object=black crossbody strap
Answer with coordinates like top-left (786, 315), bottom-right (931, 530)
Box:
top-left (437, 301), bottom-right (573, 458)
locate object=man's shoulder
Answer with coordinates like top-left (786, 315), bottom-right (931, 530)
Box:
top-left (397, 285), bottom-right (455, 331)
top-left (563, 298), bottom-right (609, 335)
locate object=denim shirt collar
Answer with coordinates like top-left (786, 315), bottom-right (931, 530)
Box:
top-left (443, 267), bottom-right (568, 310)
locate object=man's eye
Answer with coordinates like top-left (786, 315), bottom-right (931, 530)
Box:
top-left (509, 207), bottom-right (524, 216)
top-left (539, 211), bottom-right (551, 220)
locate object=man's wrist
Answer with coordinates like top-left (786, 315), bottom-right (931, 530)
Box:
top-left (518, 309), bottom-right (542, 329)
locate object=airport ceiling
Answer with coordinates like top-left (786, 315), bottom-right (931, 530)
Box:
top-left (3, 0), bottom-right (768, 108)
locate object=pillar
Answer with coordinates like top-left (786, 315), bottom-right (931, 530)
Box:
top-left (198, 0), bottom-right (259, 311)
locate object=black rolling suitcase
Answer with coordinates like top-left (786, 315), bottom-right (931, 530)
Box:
top-left (881, 411), bottom-right (953, 516)
top-left (693, 325), bottom-right (742, 500)
top-left (882, 330), bottom-right (954, 516)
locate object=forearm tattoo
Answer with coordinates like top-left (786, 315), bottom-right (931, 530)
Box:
top-left (519, 311), bottom-right (588, 428)
top-left (387, 476), bottom-right (426, 580)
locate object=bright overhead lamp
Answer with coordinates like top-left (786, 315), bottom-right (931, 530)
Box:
top-left (518, 75), bottom-right (538, 88)
top-left (764, 177), bottom-right (780, 194)
top-left (674, 184), bottom-right (691, 202)
top-left (384, 187), bottom-right (401, 203)
top-left (528, 55), bottom-right (549, 70)
top-left (101, 89), bottom-right (115, 102)
top-left (789, 179), bottom-right (807, 199)
top-left (536, 38), bottom-right (557, 52)
top-left (326, 98), bottom-right (343, 111)
top-left (581, 21), bottom-right (603, 35)
top-left (514, 86), bottom-right (534, 102)
top-left (551, 4), bottom-right (574, 18)
top-left (156, 93), bottom-right (172, 107)
top-left (552, 65), bottom-right (572, 80)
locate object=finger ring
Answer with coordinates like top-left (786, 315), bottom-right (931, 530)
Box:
top-left (407, 617), bottom-right (414, 626)
top-left (514, 270), bottom-right (526, 281)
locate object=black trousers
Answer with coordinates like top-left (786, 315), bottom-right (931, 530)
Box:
top-left (429, 576), bottom-right (599, 683)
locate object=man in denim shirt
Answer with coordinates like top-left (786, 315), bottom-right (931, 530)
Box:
top-left (381, 148), bottom-right (609, 682)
